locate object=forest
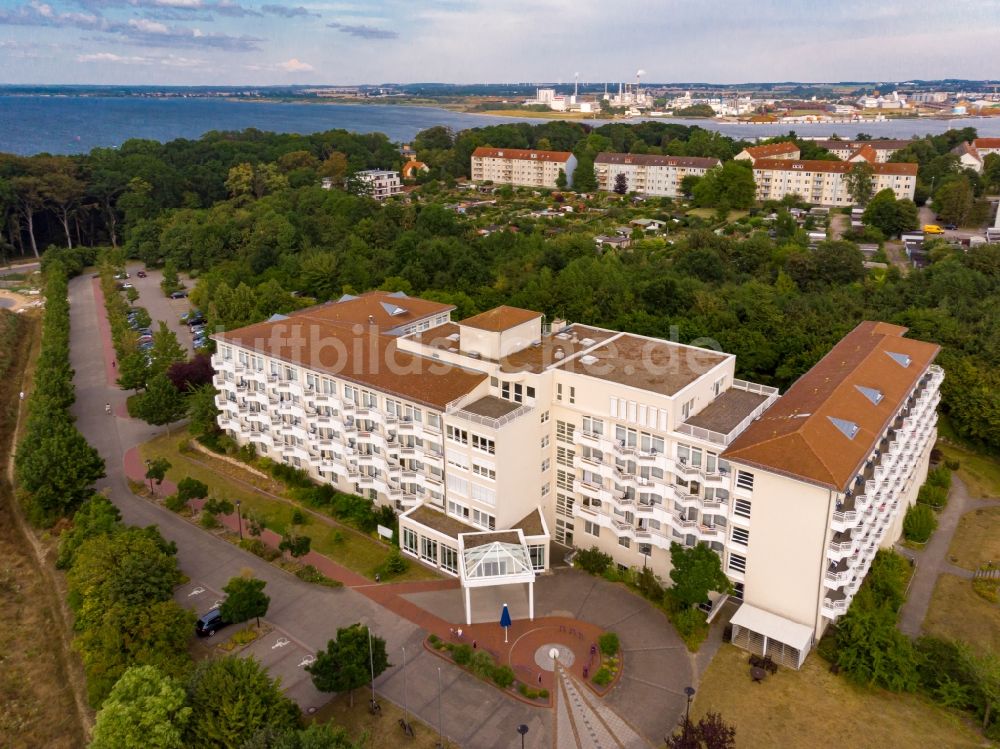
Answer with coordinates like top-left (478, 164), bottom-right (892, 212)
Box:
top-left (4, 120), bottom-right (1000, 454)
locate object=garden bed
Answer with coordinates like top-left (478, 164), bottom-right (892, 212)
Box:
top-left (424, 634), bottom-right (549, 706)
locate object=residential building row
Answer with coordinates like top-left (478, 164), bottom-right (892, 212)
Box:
top-left (752, 159), bottom-right (918, 204)
top-left (593, 153), bottom-right (720, 198)
top-left (210, 290), bottom-right (942, 668)
top-left (470, 147), bottom-right (577, 189)
top-left (953, 138), bottom-right (1000, 173)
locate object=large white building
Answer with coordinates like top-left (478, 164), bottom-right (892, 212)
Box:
top-left (594, 153), bottom-right (720, 197)
top-left (753, 159), bottom-right (918, 205)
top-left (354, 169), bottom-right (403, 200)
top-left (211, 294), bottom-right (941, 657)
top-left (470, 147), bottom-right (577, 189)
top-left (814, 139), bottom-right (912, 163)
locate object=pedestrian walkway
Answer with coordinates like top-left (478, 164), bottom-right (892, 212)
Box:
top-left (553, 664), bottom-right (650, 749)
top-left (898, 476), bottom-right (1000, 637)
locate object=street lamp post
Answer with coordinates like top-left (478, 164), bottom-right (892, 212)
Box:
top-left (517, 724), bottom-right (529, 749)
top-left (683, 685), bottom-right (696, 743)
top-left (235, 499), bottom-right (243, 540)
top-left (436, 667), bottom-right (444, 749)
top-left (144, 458), bottom-right (153, 494)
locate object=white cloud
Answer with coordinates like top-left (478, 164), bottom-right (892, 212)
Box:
top-left (278, 57), bottom-right (313, 72)
top-left (128, 17), bottom-right (168, 33)
top-left (77, 51), bottom-right (152, 63)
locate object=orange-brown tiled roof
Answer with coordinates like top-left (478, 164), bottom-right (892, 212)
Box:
top-left (285, 291), bottom-right (453, 330)
top-left (848, 144), bottom-right (878, 163)
top-left (460, 305), bottom-right (542, 332)
top-left (471, 147), bottom-right (573, 163)
top-left (402, 160), bottom-right (428, 178)
top-left (815, 139), bottom-right (912, 152)
top-left (723, 321), bottom-right (939, 492)
top-left (595, 153), bottom-right (720, 169)
top-left (753, 159), bottom-right (918, 176)
top-left (973, 138), bottom-right (1000, 150)
top-left (744, 142), bottom-right (800, 159)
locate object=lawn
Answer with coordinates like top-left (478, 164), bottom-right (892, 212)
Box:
top-left (948, 506), bottom-right (1000, 571)
top-left (692, 644), bottom-right (984, 749)
top-left (311, 692), bottom-right (457, 749)
top-left (686, 208), bottom-right (749, 222)
top-left (924, 574), bottom-right (1000, 658)
top-left (936, 425), bottom-right (1000, 499)
top-left (138, 430), bottom-right (438, 583)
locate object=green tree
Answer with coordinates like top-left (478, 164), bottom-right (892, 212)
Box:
top-left (145, 456), bottom-right (171, 495)
top-left (220, 575), bottom-right (270, 628)
top-left (862, 189), bottom-right (918, 238)
top-left (692, 161), bottom-right (755, 210)
top-left (56, 493), bottom-right (121, 569)
top-left (555, 168), bottom-right (567, 189)
top-left (90, 665), bottom-right (191, 749)
top-left (667, 542), bottom-right (731, 609)
top-left (186, 656), bottom-right (299, 749)
top-left (903, 502), bottom-right (937, 543)
top-left (135, 373), bottom-right (186, 430)
top-left (613, 172), bottom-right (629, 195)
top-left (834, 589), bottom-right (918, 691)
top-left (933, 176), bottom-right (975, 226)
top-left (306, 623), bottom-right (390, 706)
top-left (187, 382), bottom-right (220, 436)
top-left (846, 161), bottom-right (875, 205)
top-left (279, 531), bottom-right (312, 558)
top-left (665, 711), bottom-right (736, 749)
top-left (160, 260), bottom-right (181, 295)
top-left (176, 476), bottom-right (208, 503)
top-left (149, 322), bottom-right (186, 377)
top-left (15, 414), bottom-right (106, 525)
top-left (118, 349), bottom-right (150, 391)
top-left (573, 157), bottom-right (598, 193)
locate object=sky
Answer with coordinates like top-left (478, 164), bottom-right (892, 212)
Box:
top-left (0, 0), bottom-right (998, 86)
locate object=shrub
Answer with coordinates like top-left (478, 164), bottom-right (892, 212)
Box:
top-left (291, 508), bottom-right (307, 525)
top-left (491, 665), bottom-right (515, 689)
top-left (670, 606), bottom-right (708, 648)
top-left (451, 644), bottom-right (473, 666)
top-left (203, 497), bottom-right (235, 516)
top-left (294, 565), bottom-right (342, 587)
top-left (926, 466), bottom-right (952, 490)
top-left (598, 632), bottom-right (620, 657)
top-left (164, 493), bottom-right (188, 513)
top-left (917, 484), bottom-right (948, 509)
top-left (239, 538), bottom-right (280, 562)
top-left (574, 546), bottom-right (612, 575)
top-left (469, 651), bottom-right (495, 680)
top-left (376, 545), bottom-right (409, 579)
top-left (200, 512), bottom-right (219, 529)
top-left (635, 566), bottom-right (665, 601)
top-left (428, 634), bottom-right (441, 647)
top-left (602, 566), bottom-right (623, 583)
top-left (592, 667), bottom-right (614, 686)
top-left (865, 550), bottom-right (911, 612)
top-left (945, 459), bottom-right (960, 471)
top-left (904, 503), bottom-right (937, 543)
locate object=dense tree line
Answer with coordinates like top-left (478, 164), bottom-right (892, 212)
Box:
top-left (15, 262), bottom-right (105, 525)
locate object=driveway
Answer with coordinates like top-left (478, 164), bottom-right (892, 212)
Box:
top-left (68, 273), bottom-right (553, 748)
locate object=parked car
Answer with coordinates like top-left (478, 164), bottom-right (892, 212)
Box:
top-left (187, 315), bottom-right (206, 327)
top-left (195, 608), bottom-right (229, 638)
top-left (137, 336), bottom-right (154, 346)
top-left (138, 341), bottom-right (154, 351)
top-left (190, 324), bottom-right (206, 335)
top-left (944, 223), bottom-right (958, 231)
top-left (137, 327), bottom-right (152, 337)
top-left (114, 271), bottom-right (130, 280)
top-left (923, 224), bottom-right (945, 235)
top-left (136, 270), bottom-right (147, 278)
top-left (119, 282), bottom-right (134, 290)
top-left (170, 290), bottom-right (188, 299)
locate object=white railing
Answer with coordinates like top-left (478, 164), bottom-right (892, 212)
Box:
top-left (674, 385), bottom-right (780, 446)
top-left (452, 402), bottom-right (533, 430)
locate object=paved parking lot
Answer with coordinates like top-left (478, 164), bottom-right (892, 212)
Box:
top-left (122, 263), bottom-right (197, 355)
top-left (175, 578), bottom-right (329, 712)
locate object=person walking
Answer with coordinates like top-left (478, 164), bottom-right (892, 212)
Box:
top-left (105, 402), bottom-right (111, 415)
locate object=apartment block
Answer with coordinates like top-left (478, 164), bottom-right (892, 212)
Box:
top-left (594, 153), bottom-right (720, 197)
top-left (355, 169), bottom-right (403, 200)
top-left (814, 139), bottom-right (911, 162)
top-left (211, 295), bottom-right (941, 654)
top-left (470, 147), bottom-right (577, 189)
top-left (753, 159), bottom-right (918, 205)
top-left (724, 322), bottom-right (941, 667)
top-left (953, 138), bottom-right (1000, 173)
top-left (734, 141), bottom-right (801, 164)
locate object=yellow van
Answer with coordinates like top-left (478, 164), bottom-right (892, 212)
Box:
top-left (924, 224), bottom-right (945, 235)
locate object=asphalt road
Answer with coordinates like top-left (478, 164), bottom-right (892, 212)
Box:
top-left (66, 273), bottom-right (551, 748)
top-left (0, 260), bottom-right (40, 276)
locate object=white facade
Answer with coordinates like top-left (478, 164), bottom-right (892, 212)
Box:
top-left (355, 169), bottom-right (403, 200)
top-left (594, 153), bottom-right (720, 197)
top-left (753, 159), bottom-right (918, 205)
top-left (471, 147), bottom-right (577, 189)
top-left (211, 298), bottom-right (942, 664)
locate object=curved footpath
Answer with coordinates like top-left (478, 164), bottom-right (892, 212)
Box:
top-left (70, 273), bottom-right (689, 747)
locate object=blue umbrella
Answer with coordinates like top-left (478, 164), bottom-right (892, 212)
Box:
top-left (500, 603), bottom-right (512, 643)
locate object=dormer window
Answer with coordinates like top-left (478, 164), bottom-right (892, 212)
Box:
top-left (886, 351), bottom-right (911, 368)
top-left (828, 417), bottom-right (859, 440)
top-left (855, 385), bottom-right (884, 405)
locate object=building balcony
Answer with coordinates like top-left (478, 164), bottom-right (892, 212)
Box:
top-left (215, 395), bottom-right (230, 410)
top-left (822, 596), bottom-right (849, 617)
top-left (574, 479), bottom-right (611, 503)
top-left (213, 374), bottom-right (228, 388)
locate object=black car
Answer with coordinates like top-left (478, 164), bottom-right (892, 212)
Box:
top-left (195, 608), bottom-right (229, 637)
top-left (170, 290), bottom-right (188, 299)
top-left (944, 223), bottom-right (958, 231)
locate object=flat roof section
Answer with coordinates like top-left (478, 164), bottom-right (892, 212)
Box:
top-left (513, 508), bottom-right (547, 538)
top-left (407, 505), bottom-right (478, 539)
top-left (458, 395), bottom-right (523, 419)
top-left (462, 531), bottom-right (522, 549)
top-left (556, 334), bottom-right (729, 398)
top-left (500, 324), bottom-right (617, 375)
top-left (684, 388), bottom-right (771, 435)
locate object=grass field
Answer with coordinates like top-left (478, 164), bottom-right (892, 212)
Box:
top-left (139, 430), bottom-right (438, 582)
top-left (924, 574), bottom-right (1000, 658)
top-left (686, 208), bottom-right (749, 221)
top-left (949, 506), bottom-right (1000, 571)
top-left (311, 691), bottom-right (458, 749)
top-left (692, 644), bottom-right (985, 749)
top-left (939, 442), bottom-right (1000, 499)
